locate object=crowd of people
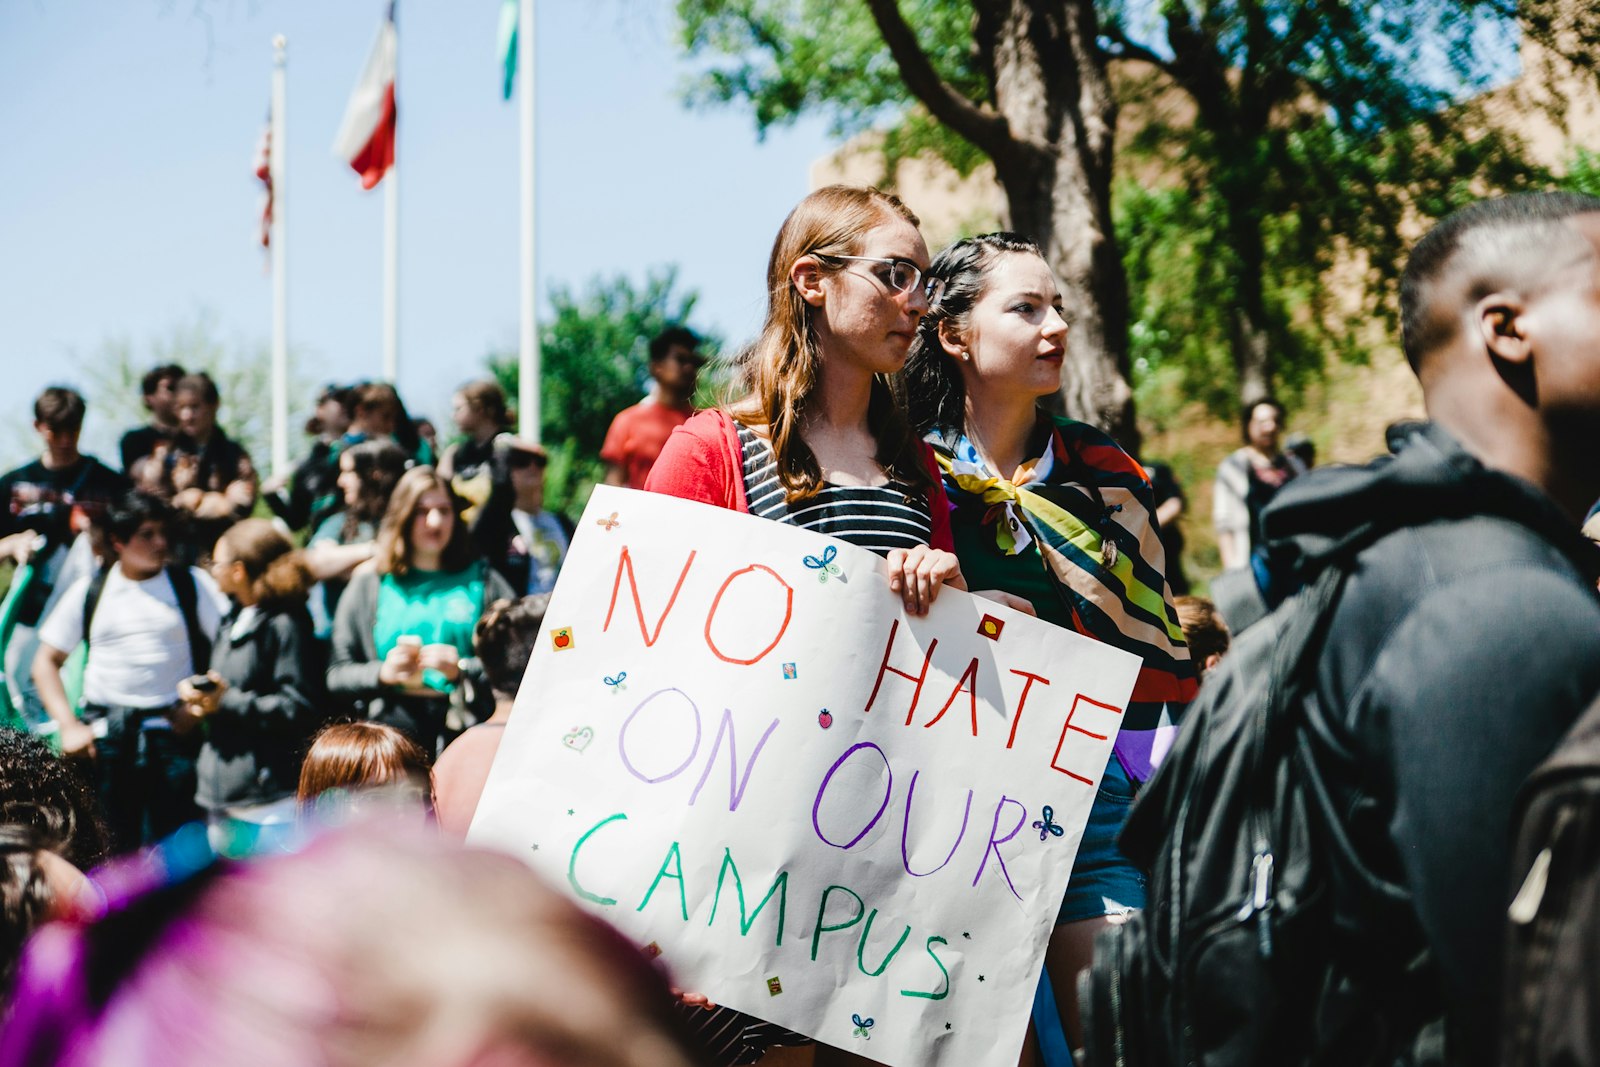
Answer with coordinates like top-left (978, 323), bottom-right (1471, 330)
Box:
top-left (1, 184), bottom-right (1599, 1067)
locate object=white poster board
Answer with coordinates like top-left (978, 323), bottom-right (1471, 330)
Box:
top-left (470, 486), bottom-right (1141, 1066)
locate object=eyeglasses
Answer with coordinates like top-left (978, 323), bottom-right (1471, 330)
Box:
top-left (818, 255), bottom-right (924, 295)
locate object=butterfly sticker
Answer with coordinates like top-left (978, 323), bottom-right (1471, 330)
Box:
top-left (1033, 805), bottom-right (1064, 842)
top-left (803, 544), bottom-right (848, 584)
top-left (851, 1014), bottom-right (875, 1039)
top-left (596, 512), bottom-right (620, 532)
top-left (603, 672), bottom-right (628, 694)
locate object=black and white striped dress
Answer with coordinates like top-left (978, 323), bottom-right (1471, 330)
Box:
top-left (737, 423), bottom-right (932, 555)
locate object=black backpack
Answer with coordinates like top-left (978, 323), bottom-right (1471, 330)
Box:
top-left (81, 563), bottom-right (212, 677)
top-left (1079, 556), bottom-right (1446, 1067)
top-left (1500, 696), bottom-right (1600, 1067)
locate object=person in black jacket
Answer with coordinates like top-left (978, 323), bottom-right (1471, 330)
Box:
top-left (179, 519), bottom-right (325, 856)
top-left (470, 438), bottom-right (573, 596)
top-left (1237, 192), bottom-right (1600, 1064)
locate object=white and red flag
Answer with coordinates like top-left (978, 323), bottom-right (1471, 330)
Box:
top-left (333, 1), bottom-right (396, 190)
top-left (254, 112), bottom-right (273, 248)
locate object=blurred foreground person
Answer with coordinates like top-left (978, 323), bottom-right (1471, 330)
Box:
top-left (0, 728), bottom-right (108, 989)
top-left (0, 823), bottom-right (707, 1067)
top-left (1081, 192), bottom-right (1600, 1066)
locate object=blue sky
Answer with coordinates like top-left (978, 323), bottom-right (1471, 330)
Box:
top-left (0, 0), bottom-right (838, 468)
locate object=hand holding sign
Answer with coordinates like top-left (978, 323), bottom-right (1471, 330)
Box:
top-left (469, 487), bottom-right (1140, 1067)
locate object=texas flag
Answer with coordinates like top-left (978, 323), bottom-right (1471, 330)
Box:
top-left (333, 2), bottom-right (397, 190)
top-left (253, 111), bottom-right (272, 248)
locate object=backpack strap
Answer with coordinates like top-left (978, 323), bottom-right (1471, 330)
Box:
top-left (165, 565), bottom-right (212, 675)
top-left (80, 563), bottom-right (113, 656)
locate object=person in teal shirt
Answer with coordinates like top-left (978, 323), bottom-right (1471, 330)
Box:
top-left (326, 466), bottom-right (512, 753)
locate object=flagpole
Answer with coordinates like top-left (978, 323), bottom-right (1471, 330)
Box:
top-left (517, 0), bottom-right (540, 443)
top-left (383, 165), bottom-right (399, 384)
top-left (270, 35), bottom-right (290, 478)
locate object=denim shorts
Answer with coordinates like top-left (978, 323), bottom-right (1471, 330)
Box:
top-left (1057, 753), bottom-right (1146, 924)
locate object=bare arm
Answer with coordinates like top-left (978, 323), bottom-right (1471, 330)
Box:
top-left (303, 540), bottom-right (377, 581)
top-left (1156, 495), bottom-right (1183, 528)
top-left (32, 643), bottom-right (94, 758)
top-left (1216, 529), bottom-right (1247, 570)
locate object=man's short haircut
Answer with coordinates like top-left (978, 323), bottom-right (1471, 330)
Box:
top-left (33, 388), bottom-right (86, 432)
top-left (649, 326), bottom-right (700, 362)
top-left (174, 372), bottom-right (220, 407)
top-left (474, 596), bottom-right (549, 697)
top-left (140, 364), bottom-right (185, 397)
top-left (1400, 192), bottom-right (1600, 370)
top-left (103, 490), bottom-right (173, 546)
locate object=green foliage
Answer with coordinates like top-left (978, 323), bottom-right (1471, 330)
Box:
top-left (488, 268), bottom-right (720, 516)
top-left (1559, 147), bottom-right (1600, 198)
top-left (676, 0), bottom-right (1565, 408)
top-left (62, 309), bottom-right (313, 472)
top-left (677, 0), bottom-right (986, 179)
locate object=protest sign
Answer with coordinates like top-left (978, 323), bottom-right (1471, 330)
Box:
top-left (469, 486), bottom-right (1142, 1066)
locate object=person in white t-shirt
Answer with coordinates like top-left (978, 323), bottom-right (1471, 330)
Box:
top-left (33, 491), bottom-right (227, 852)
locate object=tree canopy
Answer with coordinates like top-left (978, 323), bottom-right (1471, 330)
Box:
top-left (677, 0), bottom-right (1591, 420)
top-left (488, 268), bottom-right (719, 514)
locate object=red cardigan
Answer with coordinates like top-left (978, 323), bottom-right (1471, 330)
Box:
top-left (644, 410), bottom-right (955, 552)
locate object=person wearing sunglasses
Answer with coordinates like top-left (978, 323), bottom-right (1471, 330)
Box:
top-left (646, 184), bottom-right (964, 619)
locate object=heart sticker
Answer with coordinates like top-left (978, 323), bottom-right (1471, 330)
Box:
top-left (562, 726), bottom-right (594, 753)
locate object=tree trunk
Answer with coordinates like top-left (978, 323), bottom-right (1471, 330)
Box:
top-left (1221, 175), bottom-right (1273, 406)
top-left (981, 0), bottom-right (1138, 452)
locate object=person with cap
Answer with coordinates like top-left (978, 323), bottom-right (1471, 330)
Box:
top-left (600, 326), bottom-right (706, 491)
top-left (470, 438), bottom-right (573, 597)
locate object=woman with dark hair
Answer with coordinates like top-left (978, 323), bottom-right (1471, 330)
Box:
top-left (304, 439), bottom-right (410, 636)
top-left (1213, 396), bottom-right (1304, 571)
top-left (433, 595), bottom-right (546, 837)
top-left (178, 519), bottom-right (324, 856)
top-left (326, 466), bottom-right (513, 752)
top-left (903, 232), bottom-right (1196, 1048)
top-left (647, 184), bottom-right (964, 617)
top-left (261, 384), bottom-right (355, 533)
top-left (438, 379), bottom-right (513, 524)
top-left (345, 382), bottom-right (434, 466)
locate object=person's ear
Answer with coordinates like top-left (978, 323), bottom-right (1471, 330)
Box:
top-left (1476, 293), bottom-right (1533, 365)
top-left (790, 256), bottom-right (827, 308)
top-left (937, 317), bottom-right (968, 362)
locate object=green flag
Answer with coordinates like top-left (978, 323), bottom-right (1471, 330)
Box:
top-left (497, 0), bottom-right (518, 100)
